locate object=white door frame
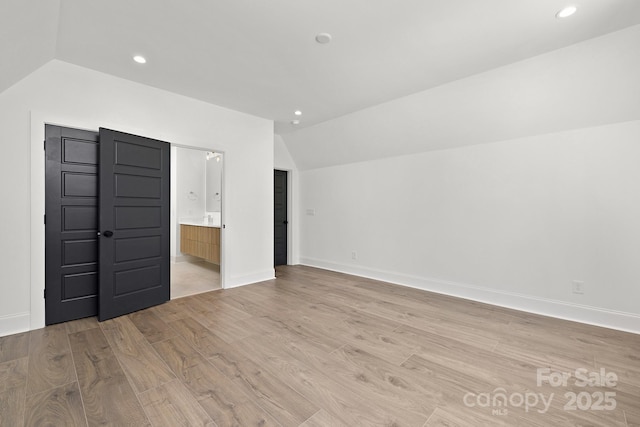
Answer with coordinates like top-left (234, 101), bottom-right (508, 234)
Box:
top-left (171, 144), bottom-right (226, 291)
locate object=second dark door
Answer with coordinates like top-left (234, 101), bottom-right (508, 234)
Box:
top-left (274, 170), bottom-right (288, 266)
top-left (45, 125), bottom-right (100, 324)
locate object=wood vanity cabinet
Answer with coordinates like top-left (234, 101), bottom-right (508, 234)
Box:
top-left (180, 225), bottom-right (220, 264)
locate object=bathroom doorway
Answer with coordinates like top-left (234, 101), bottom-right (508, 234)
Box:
top-left (171, 146), bottom-right (224, 298)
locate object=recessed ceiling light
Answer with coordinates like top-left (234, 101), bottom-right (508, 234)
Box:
top-left (556, 6), bottom-right (577, 18)
top-left (294, 110), bottom-right (302, 116)
top-left (291, 120), bottom-right (300, 125)
top-left (133, 55), bottom-right (147, 64)
top-left (315, 33), bottom-right (332, 44)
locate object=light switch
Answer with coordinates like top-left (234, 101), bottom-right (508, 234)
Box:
top-left (306, 209), bottom-right (316, 216)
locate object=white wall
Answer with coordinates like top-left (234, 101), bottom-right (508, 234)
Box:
top-left (299, 121), bottom-right (640, 333)
top-left (274, 135), bottom-right (299, 264)
top-left (0, 59), bottom-right (274, 337)
top-left (293, 25), bottom-right (640, 334)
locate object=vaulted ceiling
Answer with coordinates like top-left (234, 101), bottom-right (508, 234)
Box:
top-left (2, 0), bottom-right (640, 135)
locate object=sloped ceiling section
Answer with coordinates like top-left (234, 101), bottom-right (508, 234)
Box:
top-left (0, 0), bottom-right (60, 94)
top-left (283, 25), bottom-right (640, 171)
top-left (3, 0), bottom-right (640, 133)
top-left (1, 0), bottom-right (639, 169)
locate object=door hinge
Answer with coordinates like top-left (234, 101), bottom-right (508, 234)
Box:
top-left (44, 140), bottom-right (46, 151)
top-left (44, 289), bottom-right (46, 299)
top-left (44, 214), bottom-right (46, 225)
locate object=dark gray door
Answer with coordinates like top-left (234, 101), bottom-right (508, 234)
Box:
top-left (98, 128), bottom-right (171, 321)
top-left (45, 125), bottom-right (99, 325)
top-left (274, 170), bottom-right (288, 266)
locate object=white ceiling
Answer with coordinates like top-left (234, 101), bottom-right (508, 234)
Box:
top-left (2, 0), bottom-right (640, 134)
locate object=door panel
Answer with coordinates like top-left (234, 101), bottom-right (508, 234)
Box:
top-left (98, 128), bottom-right (170, 321)
top-left (63, 172), bottom-right (97, 197)
top-left (115, 174), bottom-right (162, 198)
top-left (62, 206), bottom-right (98, 230)
top-left (115, 206), bottom-right (162, 229)
top-left (62, 240), bottom-right (98, 265)
top-left (45, 125), bottom-right (99, 325)
top-left (274, 170), bottom-right (288, 266)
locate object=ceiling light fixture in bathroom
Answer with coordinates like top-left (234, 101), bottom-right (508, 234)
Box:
top-left (315, 33), bottom-right (332, 44)
top-left (206, 152), bottom-right (222, 162)
top-left (556, 6), bottom-right (577, 18)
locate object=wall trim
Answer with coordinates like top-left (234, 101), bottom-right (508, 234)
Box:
top-left (0, 312), bottom-right (31, 337)
top-left (171, 255), bottom-right (202, 264)
top-left (225, 269), bottom-right (275, 289)
top-left (299, 257), bottom-right (640, 335)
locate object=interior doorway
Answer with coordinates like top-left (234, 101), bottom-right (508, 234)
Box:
top-left (171, 146), bottom-right (224, 298)
top-left (43, 125), bottom-right (224, 325)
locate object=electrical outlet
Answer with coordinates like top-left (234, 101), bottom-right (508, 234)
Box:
top-left (351, 251), bottom-right (358, 260)
top-left (572, 280), bottom-right (584, 295)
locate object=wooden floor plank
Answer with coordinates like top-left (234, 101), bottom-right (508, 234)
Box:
top-left (149, 299), bottom-right (191, 323)
top-left (299, 409), bottom-right (348, 427)
top-left (0, 331), bottom-right (30, 364)
top-left (153, 336), bottom-right (280, 427)
top-left (234, 330), bottom-right (413, 426)
top-left (100, 316), bottom-right (175, 393)
top-left (328, 344), bottom-right (439, 418)
top-left (595, 349), bottom-right (640, 389)
top-left (129, 310), bottom-right (177, 344)
top-left (0, 356), bottom-right (28, 393)
top-left (424, 407), bottom-right (513, 427)
top-left (166, 316), bottom-right (238, 362)
top-left (626, 408), bottom-right (640, 427)
top-left (168, 317), bottom-right (319, 425)
top-left (221, 290), bottom-right (297, 319)
top-left (395, 323), bottom-right (539, 388)
top-left (217, 353), bottom-right (320, 426)
top-left (240, 314), bottom-right (345, 354)
top-left (179, 299), bottom-right (256, 344)
top-left (24, 382), bottom-right (86, 427)
top-left (333, 312), bottom-right (421, 365)
top-left (26, 324), bottom-right (76, 396)
top-left (63, 317), bottom-right (99, 335)
top-left (0, 384), bottom-right (26, 426)
top-left (138, 379), bottom-right (216, 427)
top-left (68, 327), bottom-right (151, 426)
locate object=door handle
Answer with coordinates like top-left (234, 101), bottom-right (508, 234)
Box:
top-left (103, 230), bottom-right (114, 237)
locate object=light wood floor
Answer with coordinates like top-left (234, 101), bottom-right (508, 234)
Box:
top-left (1, 266), bottom-right (639, 426)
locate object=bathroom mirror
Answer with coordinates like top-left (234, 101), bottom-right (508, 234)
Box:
top-left (205, 151), bottom-right (222, 214)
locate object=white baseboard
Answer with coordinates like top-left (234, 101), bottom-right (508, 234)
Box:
top-left (225, 269), bottom-right (275, 289)
top-left (0, 312), bottom-right (31, 338)
top-left (299, 257), bottom-right (640, 335)
top-left (171, 255), bottom-right (201, 264)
